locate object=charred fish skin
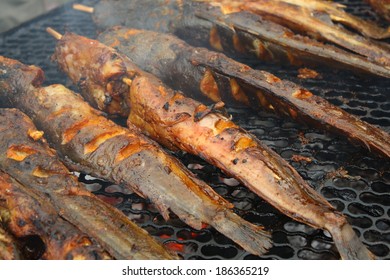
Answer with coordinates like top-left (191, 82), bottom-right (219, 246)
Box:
top-left (52, 33), bottom-right (373, 260)
top-left (0, 170), bottom-right (111, 260)
top-left (0, 104), bottom-right (177, 260)
top-left (91, 0), bottom-right (390, 78)
top-left (0, 56), bottom-right (272, 257)
top-left (0, 108), bottom-right (83, 196)
top-left (98, 27), bottom-right (390, 159)
top-left (0, 225), bottom-right (21, 260)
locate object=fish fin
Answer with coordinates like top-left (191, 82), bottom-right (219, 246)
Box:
top-left (211, 209), bottom-right (272, 256)
top-left (326, 214), bottom-right (375, 260)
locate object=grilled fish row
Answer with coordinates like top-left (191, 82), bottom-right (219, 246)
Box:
top-left (97, 26), bottom-right (390, 159)
top-left (88, 0), bottom-right (390, 78)
top-left (50, 32), bottom-right (374, 259)
top-left (0, 105), bottom-right (177, 259)
top-left (0, 55), bottom-right (272, 258)
top-left (200, 0), bottom-right (390, 66)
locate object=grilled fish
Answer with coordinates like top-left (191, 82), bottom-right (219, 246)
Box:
top-left (51, 32), bottom-right (374, 259)
top-left (84, 0), bottom-right (390, 78)
top-left (0, 107), bottom-right (176, 260)
top-left (98, 26), bottom-right (390, 159)
top-left (0, 170), bottom-right (111, 260)
top-left (0, 55), bottom-right (271, 257)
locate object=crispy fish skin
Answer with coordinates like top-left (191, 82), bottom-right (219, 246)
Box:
top-left (0, 56), bottom-right (271, 257)
top-left (0, 171), bottom-right (110, 260)
top-left (91, 0), bottom-right (390, 78)
top-left (0, 225), bottom-right (20, 260)
top-left (99, 27), bottom-right (390, 158)
top-left (52, 33), bottom-right (374, 259)
top-left (0, 106), bottom-right (176, 260)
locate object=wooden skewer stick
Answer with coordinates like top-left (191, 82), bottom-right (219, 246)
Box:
top-left (46, 27), bottom-right (63, 40)
top-left (73, 4), bottom-right (94, 13)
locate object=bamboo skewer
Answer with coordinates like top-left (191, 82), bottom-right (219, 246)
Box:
top-left (46, 27), bottom-right (63, 40)
top-left (73, 4), bottom-right (94, 13)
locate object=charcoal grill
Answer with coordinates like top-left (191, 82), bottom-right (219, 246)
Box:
top-left (0, 0), bottom-right (389, 260)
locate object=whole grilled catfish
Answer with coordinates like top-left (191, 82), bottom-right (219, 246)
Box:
top-left (98, 26), bottom-right (390, 159)
top-left (86, 0), bottom-right (390, 78)
top-left (0, 108), bottom-right (176, 260)
top-left (0, 56), bottom-right (271, 257)
top-left (51, 32), bottom-right (374, 260)
top-left (0, 170), bottom-right (110, 260)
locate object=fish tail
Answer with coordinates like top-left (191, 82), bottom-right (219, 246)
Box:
top-left (327, 218), bottom-right (375, 260)
top-left (210, 209), bottom-right (272, 256)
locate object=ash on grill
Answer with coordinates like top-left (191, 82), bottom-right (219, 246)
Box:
top-left (0, 0), bottom-right (389, 259)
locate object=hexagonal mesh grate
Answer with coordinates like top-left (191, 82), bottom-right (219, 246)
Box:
top-left (0, 0), bottom-right (389, 260)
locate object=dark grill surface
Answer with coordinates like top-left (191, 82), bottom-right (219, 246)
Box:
top-left (0, 0), bottom-right (389, 260)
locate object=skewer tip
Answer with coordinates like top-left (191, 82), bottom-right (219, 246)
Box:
top-left (73, 4), bottom-right (94, 13)
top-left (46, 27), bottom-right (63, 40)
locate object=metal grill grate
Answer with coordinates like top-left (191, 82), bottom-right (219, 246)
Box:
top-left (0, 0), bottom-right (389, 260)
